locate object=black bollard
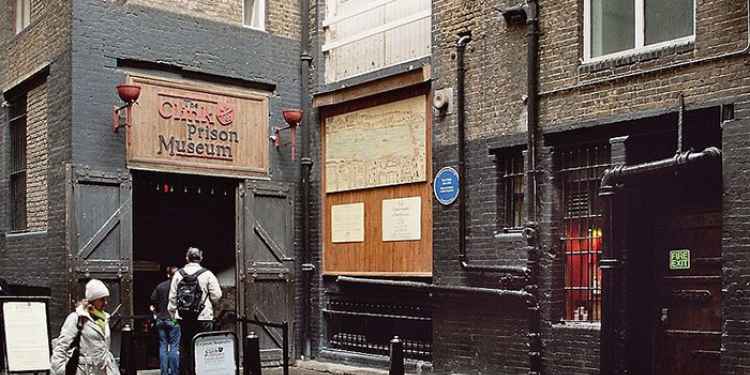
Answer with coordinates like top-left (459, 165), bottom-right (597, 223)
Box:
top-left (119, 323), bottom-right (136, 375)
top-left (244, 332), bottom-right (262, 375)
top-left (389, 336), bottom-right (405, 375)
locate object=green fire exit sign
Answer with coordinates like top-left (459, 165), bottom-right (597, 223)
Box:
top-left (669, 249), bottom-right (690, 270)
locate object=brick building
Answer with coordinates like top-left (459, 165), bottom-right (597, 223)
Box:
top-left (1, 0), bottom-right (305, 370)
top-left (3, 0), bottom-right (750, 374)
top-left (430, 0), bottom-right (750, 374)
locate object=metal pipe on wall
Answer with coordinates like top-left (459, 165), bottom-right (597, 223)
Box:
top-left (456, 33), bottom-right (471, 268)
top-left (300, 0), bottom-right (314, 359)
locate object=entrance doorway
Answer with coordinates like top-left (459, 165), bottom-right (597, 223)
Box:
top-left (625, 109), bottom-right (722, 375)
top-left (132, 170), bottom-right (237, 371)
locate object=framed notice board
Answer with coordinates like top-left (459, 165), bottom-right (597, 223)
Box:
top-left (0, 297), bottom-right (51, 374)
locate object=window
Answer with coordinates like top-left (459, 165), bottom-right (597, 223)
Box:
top-left (15, 0), bottom-right (31, 34)
top-left (243, 0), bottom-right (265, 30)
top-left (497, 150), bottom-right (525, 228)
top-left (9, 94), bottom-right (27, 231)
top-left (584, 0), bottom-right (695, 60)
top-left (559, 144), bottom-right (610, 321)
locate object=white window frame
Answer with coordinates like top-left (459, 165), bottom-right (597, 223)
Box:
top-left (583, 0), bottom-right (696, 62)
top-left (15, 0), bottom-right (31, 35)
top-left (242, 0), bottom-right (266, 31)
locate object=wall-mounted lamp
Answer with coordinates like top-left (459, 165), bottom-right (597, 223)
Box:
top-left (272, 109), bottom-right (303, 160)
top-left (112, 84), bottom-right (141, 144)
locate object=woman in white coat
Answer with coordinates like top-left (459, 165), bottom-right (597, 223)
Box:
top-left (50, 279), bottom-right (120, 375)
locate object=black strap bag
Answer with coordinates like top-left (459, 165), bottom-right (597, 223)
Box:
top-left (176, 268), bottom-right (208, 319)
top-left (65, 316), bottom-right (85, 375)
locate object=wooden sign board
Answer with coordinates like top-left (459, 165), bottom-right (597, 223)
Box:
top-left (127, 76), bottom-right (269, 178)
top-left (1, 298), bottom-right (51, 373)
top-left (325, 95), bottom-right (426, 193)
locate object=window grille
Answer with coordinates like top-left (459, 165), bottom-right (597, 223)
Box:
top-left (9, 95), bottom-right (28, 231)
top-left (497, 150), bottom-right (525, 228)
top-left (559, 143), bottom-right (610, 321)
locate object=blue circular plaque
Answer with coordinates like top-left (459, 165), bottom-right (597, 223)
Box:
top-left (434, 167), bottom-right (460, 205)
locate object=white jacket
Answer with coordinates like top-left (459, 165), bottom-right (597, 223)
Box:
top-left (50, 304), bottom-right (120, 375)
top-left (168, 262), bottom-right (222, 321)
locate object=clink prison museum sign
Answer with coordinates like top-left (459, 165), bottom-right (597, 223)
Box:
top-left (127, 76), bottom-right (269, 178)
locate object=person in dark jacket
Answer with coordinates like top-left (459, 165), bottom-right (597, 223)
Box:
top-left (150, 266), bottom-right (180, 375)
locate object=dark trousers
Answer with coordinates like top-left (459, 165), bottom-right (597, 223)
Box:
top-left (179, 319), bottom-right (213, 375)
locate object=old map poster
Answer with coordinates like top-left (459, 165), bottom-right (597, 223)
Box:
top-left (325, 95), bottom-right (426, 193)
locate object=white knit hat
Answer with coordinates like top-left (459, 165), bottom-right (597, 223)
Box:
top-left (85, 279), bottom-right (110, 301)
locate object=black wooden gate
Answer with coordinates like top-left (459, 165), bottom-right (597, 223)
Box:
top-left (240, 180), bottom-right (295, 367)
top-left (66, 165), bottom-right (133, 352)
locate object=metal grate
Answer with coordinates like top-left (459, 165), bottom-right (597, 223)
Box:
top-left (559, 144), bottom-right (610, 321)
top-left (324, 298), bottom-right (432, 361)
top-left (9, 94), bottom-right (27, 231)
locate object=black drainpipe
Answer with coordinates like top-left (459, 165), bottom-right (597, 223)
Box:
top-left (454, 2), bottom-right (542, 373)
top-left (523, 2), bottom-right (543, 374)
top-left (456, 32), bottom-right (471, 272)
top-left (299, 0), bottom-right (314, 359)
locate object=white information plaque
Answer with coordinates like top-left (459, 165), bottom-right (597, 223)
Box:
top-left (331, 203), bottom-right (365, 243)
top-left (194, 333), bottom-right (237, 375)
top-left (382, 197), bottom-right (421, 242)
top-left (2, 301), bottom-right (51, 372)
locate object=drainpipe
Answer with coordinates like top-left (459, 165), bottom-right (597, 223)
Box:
top-left (455, 35), bottom-right (530, 276)
top-left (456, 33), bottom-right (471, 272)
top-left (523, 2), bottom-right (543, 374)
top-left (300, 0), bottom-right (314, 359)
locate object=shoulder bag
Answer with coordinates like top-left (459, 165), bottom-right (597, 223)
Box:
top-left (65, 316), bottom-right (85, 375)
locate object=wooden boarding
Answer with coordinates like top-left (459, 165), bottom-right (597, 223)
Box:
top-left (321, 90), bottom-right (432, 276)
top-left (325, 95), bottom-right (426, 193)
top-left (126, 75), bottom-right (269, 178)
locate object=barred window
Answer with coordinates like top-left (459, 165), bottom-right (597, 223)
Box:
top-left (9, 94), bottom-right (27, 231)
top-left (559, 144), bottom-right (610, 321)
top-left (497, 150), bottom-right (525, 228)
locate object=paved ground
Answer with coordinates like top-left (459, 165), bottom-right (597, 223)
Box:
top-left (137, 361), bottom-right (392, 375)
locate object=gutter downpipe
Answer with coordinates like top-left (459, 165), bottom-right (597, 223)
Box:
top-left (454, 2), bottom-right (543, 373)
top-left (456, 33), bottom-right (471, 272)
top-left (300, 0), bottom-right (314, 358)
top-left (455, 35), bottom-right (530, 277)
top-left (524, 2), bottom-right (543, 374)
top-left (597, 146), bottom-right (721, 374)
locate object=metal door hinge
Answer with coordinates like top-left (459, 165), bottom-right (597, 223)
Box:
top-left (301, 263), bottom-right (316, 272)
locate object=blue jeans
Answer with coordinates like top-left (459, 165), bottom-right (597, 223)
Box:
top-left (156, 318), bottom-right (181, 375)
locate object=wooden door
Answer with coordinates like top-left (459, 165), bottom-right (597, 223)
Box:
top-left (66, 165), bottom-right (133, 353)
top-left (654, 212), bottom-right (721, 375)
top-left (241, 180), bottom-right (295, 366)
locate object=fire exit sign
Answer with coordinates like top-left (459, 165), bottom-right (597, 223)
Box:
top-left (669, 249), bottom-right (690, 270)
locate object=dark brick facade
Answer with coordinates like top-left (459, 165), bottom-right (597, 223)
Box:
top-left (1, 0), bottom-right (303, 340)
top-left (432, 0), bottom-right (750, 374)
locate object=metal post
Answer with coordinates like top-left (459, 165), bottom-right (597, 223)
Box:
top-left (282, 322), bottom-right (290, 375)
top-left (243, 332), bottom-right (261, 375)
top-left (120, 323), bottom-right (135, 375)
top-left (389, 336), bottom-right (405, 375)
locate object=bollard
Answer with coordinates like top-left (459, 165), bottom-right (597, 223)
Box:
top-left (119, 323), bottom-right (135, 375)
top-left (389, 336), bottom-right (405, 375)
top-left (243, 332), bottom-right (262, 375)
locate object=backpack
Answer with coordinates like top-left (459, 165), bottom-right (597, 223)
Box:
top-left (176, 268), bottom-right (208, 319)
